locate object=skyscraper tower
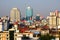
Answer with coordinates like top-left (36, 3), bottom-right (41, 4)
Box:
top-left (36, 14), bottom-right (40, 21)
top-left (10, 8), bottom-right (20, 22)
top-left (26, 6), bottom-right (33, 22)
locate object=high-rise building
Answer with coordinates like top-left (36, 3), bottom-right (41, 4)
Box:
top-left (57, 17), bottom-right (60, 25)
top-left (47, 12), bottom-right (57, 28)
top-left (50, 12), bottom-right (56, 16)
top-left (1, 16), bottom-right (9, 31)
top-left (36, 14), bottom-right (40, 21)
top-left (26, 6), bottom-right (33, 21)
top-left (57, 11), bottom-right (60, 28)
top-left (3, 20), bottom-right (9, 31)
top-left (10, 8), bottom-right (20, 22)
top-left (48, 10), bottom-right (60, 29)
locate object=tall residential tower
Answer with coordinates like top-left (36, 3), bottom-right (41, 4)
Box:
top-left (10, 8), bottom-right (20, 22)
top-left (47, 10), bottom-right (60, 29)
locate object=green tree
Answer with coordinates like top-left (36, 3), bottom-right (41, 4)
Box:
top-left (39, 34), bottom-right (55, 40)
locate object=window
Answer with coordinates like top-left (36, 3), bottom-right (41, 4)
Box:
top-left (0, 38), bottom-right (1, 40)
top-left (15, 34), bottom-right (17, 36)
top-left (33, 34), bottom-right (36, 37)
top-left (7, 38), bottom-right (9, 40)
top-left (15, 38), bottom-right (16, 40)
top-left (0, 34), bottom-right (1, 36)
top-left (7, 34), bottom-right (8, 36)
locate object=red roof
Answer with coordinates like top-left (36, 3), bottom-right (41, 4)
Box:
top-left (42, 25), bottom-right (49, 29)
top-left (21, 20), bottom-right (26, 22)
top-left (0, 19), bottom-right (3, 22)
top-left (18, 26), bottom-right (29, 33)
top-left (14, 22), bottom-right (18, 25)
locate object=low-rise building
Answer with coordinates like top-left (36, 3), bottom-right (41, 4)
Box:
top-left (14, 32), bottom-right (23, 40)
top-left (0, 19), bottom-right (4, 31)
top-left (41, 30), bottom-right (49, 35)
top-left (0, 31), bottom-right (9, 40)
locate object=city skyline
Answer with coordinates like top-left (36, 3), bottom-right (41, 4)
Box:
top-left (0, 0), bottom-right (60, 17)
top-left (0, 0), bottom-right (60, 39)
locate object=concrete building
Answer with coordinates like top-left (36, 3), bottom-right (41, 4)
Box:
top-left (47, 12), bottom-right (57, 28)
top-left (14, 32), bottom-right (23, 40)
top-left (41, 18), bottom-right (48, 26)
top-left (41, 30), bottom-right (49, 35)
top-left (1, 16), bottom-right (9, 31)
top-left (0, 19), bottom-right (4, 31)
top-left (0, 31), bottom-right (9, 40)
top-left (10, 8), bottom-right (20, 22)
top-left (47, 10), bottom-right (60, 29)
top-left (50, 12), bottom-right (56, 16)
top-left (57, 12), bottom-right (60, 29)
top-left (3, 20), bottom-right (9, 31)
top-left (1, 16), bottom-right (9, 21)
top-left (14, 32), bottom-right (34, 40)
top-left (13, 22), bottom-right (19, 32)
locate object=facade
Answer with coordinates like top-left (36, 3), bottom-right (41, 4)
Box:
top-left (36, 14), bottom-right (40, 21)
top-left (9, 28), bottom-right (15, 40)
top-left (10, 8), bottom-right (20, 22)
top-left (3, 20), bottom-right (9, 31)
top-left (41, 18), bottom-right (48, 26)
top-left (0, 19), bottom-right (4, 31)
top-left (48, 12), bottom-right (57, 28)
top-left (0, 31), bottom-right (9, 40)
top-left (13, 22), bottom-right (18, 32)
top-left (57, 11), bottom-right (60, 29)
top-left (26, 6), bottom-right (33, 21)
top-left (57, 12), bottom-right (60, 26)
top-left (1, 16), bottom-right (9, 21)
top-left (14, 32), bottom-right (33, 40)
top-left (14, 33), bottom-right (23, 40)
top-left (47, 10), bottom-right (60, 29)
top-left (1, 16), bottom-right (9, 31)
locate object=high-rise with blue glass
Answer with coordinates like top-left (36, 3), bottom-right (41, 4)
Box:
top-left (26, 6), bottom-right (33, 22)
top-left (36, 14), bottom-right (40, 21)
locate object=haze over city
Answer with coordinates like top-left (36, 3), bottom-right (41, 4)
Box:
top-left (0, 0), bottom-right (60, 40)
top-left (0, 0), bottom-right (60, 17)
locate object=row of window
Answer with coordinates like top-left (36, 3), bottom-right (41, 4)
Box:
top-left (0, 38), bottom-right (9, 40)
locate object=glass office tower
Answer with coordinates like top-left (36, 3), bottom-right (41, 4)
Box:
top-left (26, 6), bottom-right (33, 22)
top-left (36, 14), bottom-right (40, 21)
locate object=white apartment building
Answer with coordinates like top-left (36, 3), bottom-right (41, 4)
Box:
top-left (0, 19), bottom-right (3, 31)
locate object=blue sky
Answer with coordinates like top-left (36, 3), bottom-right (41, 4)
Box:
top-left (0, 0), bottom-right (60, 17)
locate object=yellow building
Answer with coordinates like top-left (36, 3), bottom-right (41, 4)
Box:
top-left (50, 12), bottom-right (56, 16)
top-left (48, 16), bottom-right (57, 27)
top-left (0, 31), bottom-right (9, 40)
top-left (48, 12), bottom-right (57, 28)
top-left (14, 31), bottom-right (34, 40)
top-left (14, 33), bottom-right (23, 40)
top-left (48, 11), bottom-right (60, 29)
top-left (57, 17), bottom-right (60, 25)
top-left (57, 13), bottom-right (60, 25)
